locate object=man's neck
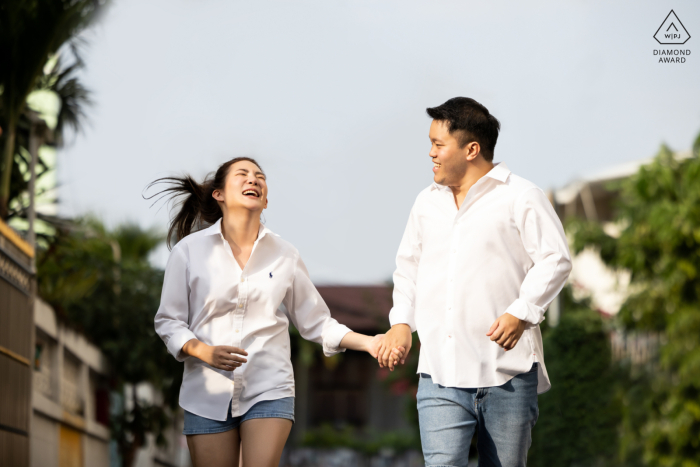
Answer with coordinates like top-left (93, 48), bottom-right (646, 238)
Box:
top-left (450, 159), bottom-right (495, 209)
top-left (221, 209), bottom-right (261, 249)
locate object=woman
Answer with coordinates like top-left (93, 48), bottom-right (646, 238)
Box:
top-left (153, 157), bottom-right (399, 467)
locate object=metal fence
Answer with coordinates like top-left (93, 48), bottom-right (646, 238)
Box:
top-left (0, 220), bottom-right (35, 467)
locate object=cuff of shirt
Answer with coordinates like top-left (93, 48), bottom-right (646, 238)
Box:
top-left (166, 330), bottom-right (198, 362)
top-left (323, 324), bottom-right (352, 357)
top-left (389, 304), bottom-right (417, 333)
top-left (505, 299), bottom-right (545, 326)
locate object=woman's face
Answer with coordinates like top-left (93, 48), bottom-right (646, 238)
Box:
top-left (213, 160), bottom-right (268, 213)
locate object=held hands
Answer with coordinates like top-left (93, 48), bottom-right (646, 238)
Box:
top-left (182, 339), bottom-right (248, 371)
top-left (376, 324), bottom-right (412, 371)
top-left (487, 313), bottom-right (527, 351)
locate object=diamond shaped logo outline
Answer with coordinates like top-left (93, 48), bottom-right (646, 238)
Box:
top-left (654, 10), bottom-right (691, 45)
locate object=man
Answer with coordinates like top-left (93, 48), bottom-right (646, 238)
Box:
top-left (377, 97), bottom-right (572, 467)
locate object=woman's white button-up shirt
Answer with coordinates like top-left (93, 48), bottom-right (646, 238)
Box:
top-left (154, 219), bottom-right (351, 421)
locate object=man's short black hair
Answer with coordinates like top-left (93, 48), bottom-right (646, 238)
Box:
top-left (426, 97), bottom-right (501, 162)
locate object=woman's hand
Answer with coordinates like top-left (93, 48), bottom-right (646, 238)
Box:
top-left (182, 339), bottom-right (248, 371)
top-left (367, 334), bottom-right (405, 370)
top-left (366, 334), bottom-right (385, 359)
top-left (339, 332), bottom-right (405, 366)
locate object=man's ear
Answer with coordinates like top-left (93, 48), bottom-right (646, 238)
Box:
top-left (465, 141), bottom-right (481, 162)
top-left (212, 189), bottom-right (224, 202)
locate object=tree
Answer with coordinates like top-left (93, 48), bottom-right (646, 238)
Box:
top-left (38, 218), bottom-right (182, 467)
top-left (0, 0), bottom-right (103, 218)
top-left (568, 137), bottom-right (700, 467)
top-left (4, 55), bottom-right (92, 236)
top-left (528, 287), bottom-right (620, 467)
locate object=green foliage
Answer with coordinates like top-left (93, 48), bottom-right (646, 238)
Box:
top-left (529, 287), bottom-right (620, 467)
top-left (37, 217), bottom-right (180, 467)
top-left (569, 142), bottom-right (700, 466)
top-left (302, 423), bottom-right (420, 455)
top-left (0, 0), bottom-right (105, 217)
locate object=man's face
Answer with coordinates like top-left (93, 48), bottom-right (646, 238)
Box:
top-left (429, 120), bottom-right (468, 186)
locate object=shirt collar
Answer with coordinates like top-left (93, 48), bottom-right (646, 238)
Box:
top-left (203, 218), bottom-right (273, 241)
top-left (485, 162), bottom-right (511, 183)
top-left (430, 162), bottom-right (511, 191)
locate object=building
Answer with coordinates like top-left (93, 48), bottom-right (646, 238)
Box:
top-left (32, 298), bottom-right (112, 467)
top-left (552, 150), bottom-right (690, 316)
top-left (550, 152), bottom-right (691, 364)
top-left (32, 298), bottom-right (190, 467)
top-left (0, 219), bottom-right (35, 466)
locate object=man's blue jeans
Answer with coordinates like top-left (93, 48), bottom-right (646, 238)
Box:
top-left (417, 363), bottom-right (539, 467)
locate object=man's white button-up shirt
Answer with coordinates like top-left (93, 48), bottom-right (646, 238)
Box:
top-left (155, 220), bottom-right (351, 421)
top-left (389, 163), bottom-right (572, 393)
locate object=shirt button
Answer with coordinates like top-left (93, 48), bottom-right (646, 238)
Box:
top-left (238, 303), bottom-right (243, 308)
top-left (448, 335), bottom-right (452, 338)
top-left (235, 329), bottom-right (240, 333)
top-left (240, 277), bottom-right (245, 283)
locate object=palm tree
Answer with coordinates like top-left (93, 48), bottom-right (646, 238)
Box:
top-left (5, 54), bottom-right (92, 232)
top-left (0, 0), bottom-right (104, 218)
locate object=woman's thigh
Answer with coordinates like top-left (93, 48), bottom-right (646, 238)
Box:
top-left (187, 428), bottom-right (241, 467)
top-left (239, 418), bottom-right (293, 467)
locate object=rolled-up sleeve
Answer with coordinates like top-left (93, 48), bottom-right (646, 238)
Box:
top-left (154, 245), bottom-right (196, 362)
top-left (505, 187), bottom-right (572, 325)
top-left (283, 254), bottom-right (351, 357)
top-left (389, 201), bottom-right (422, 332)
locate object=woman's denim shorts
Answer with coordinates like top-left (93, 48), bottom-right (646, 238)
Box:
top-left (183, 397), bottom-right (295, 435)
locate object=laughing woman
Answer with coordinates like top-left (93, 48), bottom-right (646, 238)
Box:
top-left (153, 157), bottom-right (394, 467)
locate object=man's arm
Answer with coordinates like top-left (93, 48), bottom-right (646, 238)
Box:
top-left (487, 187), bottom-right (572, 350)
top-left (378, 202), bottom-right (422, 369)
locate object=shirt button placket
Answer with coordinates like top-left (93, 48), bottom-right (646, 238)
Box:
top-left (448, 224), bottom-right (458, 384)
top-left (232, 275), bottom-right (247, 416)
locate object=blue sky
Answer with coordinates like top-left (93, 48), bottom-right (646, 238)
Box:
top-left (60, 0), bottom-right (700, 283)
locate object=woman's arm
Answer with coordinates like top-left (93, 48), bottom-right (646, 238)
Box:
top-left (154, 246), bottom-right (198, 362)
top-left (340, 332), bottom-right (405, 363)
top-left (283, 253), bottom-right (405, 362)
top-left (181, 339), bottom-right (248, 371)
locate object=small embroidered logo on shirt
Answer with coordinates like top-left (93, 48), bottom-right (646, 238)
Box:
top-left (269, 272), bottom-right (273, 278)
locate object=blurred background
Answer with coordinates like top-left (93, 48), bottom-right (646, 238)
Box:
top-left (1, 1), bottom-right (699, 466)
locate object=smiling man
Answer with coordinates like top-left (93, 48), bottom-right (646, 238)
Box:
top-left (377, 97), bottom-right (572, 467)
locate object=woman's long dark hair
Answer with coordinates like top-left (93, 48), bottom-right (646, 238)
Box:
top-left (145, 157), bottom-right (264, 249)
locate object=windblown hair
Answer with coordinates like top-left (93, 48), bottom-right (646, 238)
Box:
top-left (426, 97), bottom-right (501, 161)
top-left (146, 157), bottom-right (264, 249)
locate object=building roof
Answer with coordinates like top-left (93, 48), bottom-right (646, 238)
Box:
top-left (554, 150), bottom-right (692, 205)
top-left (317, 285), bottom-right (393, 333)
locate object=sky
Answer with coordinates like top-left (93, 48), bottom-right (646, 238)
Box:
top-left (58, 0), bottom-right (700, 283)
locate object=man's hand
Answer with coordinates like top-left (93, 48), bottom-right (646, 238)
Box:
top-left (487, 313), bottom-right (527, 351)
top-left (182, 339), bottom-right (248, 371)
top-left (377, 324), bottom-right (412, 370)
top-left (367, 334), bottom-right (406, 362)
